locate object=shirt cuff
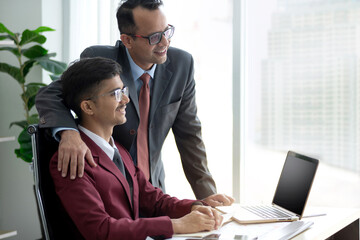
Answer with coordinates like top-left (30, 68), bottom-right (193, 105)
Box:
top-left (52, 127), bottom-right (78, 141)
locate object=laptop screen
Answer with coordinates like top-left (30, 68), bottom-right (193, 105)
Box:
top-left (272, 151), bottom-right (319, 216)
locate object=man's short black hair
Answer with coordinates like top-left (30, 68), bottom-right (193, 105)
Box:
top-left (116, 0), bottom-right (163, 34)
top-left (61, 57), bottom-right (122, 121)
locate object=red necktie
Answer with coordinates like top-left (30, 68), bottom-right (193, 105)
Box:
top-left (137, 73), bottom-right (150, 180)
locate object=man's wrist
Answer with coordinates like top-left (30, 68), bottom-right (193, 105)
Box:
top-left (191, 201), bottom-right (204, 206)
top-left (52, 127), bottom-right (78, 141)
top-left (191, 201), bottom-right (205, 211)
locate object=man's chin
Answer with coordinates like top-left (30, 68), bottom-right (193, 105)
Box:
top-left (154, 55), bottom-right (167, 65)
top-left (116, 117), bottom-right (127, 126)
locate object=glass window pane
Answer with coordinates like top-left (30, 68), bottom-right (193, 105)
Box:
top-left (244, 0), bottom-right (360, 207)
top-left (162, 0), bottom-right (233, 199)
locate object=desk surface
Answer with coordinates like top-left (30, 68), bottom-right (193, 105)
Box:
top-left (170, 206), bottom-right (360, 240)
top-left (293, 207), bottom-right (360, 240)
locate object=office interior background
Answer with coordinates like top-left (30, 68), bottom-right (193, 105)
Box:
top-left (0, 0), bottom-right (359, 239)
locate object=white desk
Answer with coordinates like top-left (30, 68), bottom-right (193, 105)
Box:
top-left (170, 206), bottom-right (360, 240)
top-left (294, 207), bottom-right (359, 240)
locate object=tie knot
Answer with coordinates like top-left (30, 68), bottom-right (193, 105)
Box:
top-left (140, 73), bottom-right (150, 85)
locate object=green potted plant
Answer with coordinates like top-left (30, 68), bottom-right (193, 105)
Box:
top-left (0, 22), bottom-right (67, 162)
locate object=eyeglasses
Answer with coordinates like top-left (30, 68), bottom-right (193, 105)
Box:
top-left (87, 87), bottom-right (129, 102)
top-left (126, 24), bottom-right (175, 45)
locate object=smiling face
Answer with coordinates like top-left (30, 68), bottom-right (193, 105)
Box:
top-left (81, 75), bottom-right (130, 137)
top-left (121, 7), bottom-right (170, 70)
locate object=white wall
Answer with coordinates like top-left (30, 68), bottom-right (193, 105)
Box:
top-left (0, 0), bottom-right (63, 239)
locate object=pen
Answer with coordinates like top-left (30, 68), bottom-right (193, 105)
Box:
top-left (302, 213), bottom-right (327, 218)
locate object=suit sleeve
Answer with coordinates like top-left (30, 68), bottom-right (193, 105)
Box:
top-left (50, 153), bottom-right (180, 240)
top-left (137, 166), bottom-right (196, 219)
top-left (35, 79), bottom-right (77, 129)
top-left (171, 55), bottom-right (217, 200)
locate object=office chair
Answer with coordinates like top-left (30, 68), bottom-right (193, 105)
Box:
top-left (28, 124), bottom-right (83, 240)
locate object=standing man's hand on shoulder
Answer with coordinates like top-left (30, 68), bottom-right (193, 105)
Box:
top-left (202, 194), bottom-right (235, 207)
top-left (58, 130), bottom-right (96, 179)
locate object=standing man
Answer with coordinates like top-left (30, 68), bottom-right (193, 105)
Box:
top-left (36, 0), bottom-right (232, 203)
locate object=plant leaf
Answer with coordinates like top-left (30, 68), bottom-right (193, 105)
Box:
top-left (22, 45), bottom-right (48, 59)
top-left (0, 62), bottom-right (24, 83)
top-left (36, 58), bottom-right (67, 75)
top-left (24, 83), bottom-right (46, 111)
top-left (28, 113), bottom-right (39, 124)
top-left (0, 34), bottom-right (11, 41)
top-left (0, 34), bottom-right (18, 44)
top-left (46, 52), bottom-right (56, 58)
top-left (0, 46), bottom-right (20, 57)
top-left (49, 74), bottom-right (61, 81)
top-left (26, 82), bottom-right (47, 88)
top-left (9, 120), bottom-right (28, 129)
top-left (19, 29), bottom-right (46, 46)
top-left (33, 26), bottom-right (55, 33)
top-left (0, 22), bottom-right (15, 36)
top-left (15, 128), bottom-right (33, 163)
top-left (22, 60), bottom-right (36, 77)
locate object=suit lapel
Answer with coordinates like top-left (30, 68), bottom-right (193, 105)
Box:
top-left (79, 131), bottom-right (134, 209)
top-left (149, 57), bottom-right (173, 124)
top-left (117, 43), bottom-right (140, 118)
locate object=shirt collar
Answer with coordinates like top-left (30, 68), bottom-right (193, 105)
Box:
top-left (125, 48), bottom-right (156, 80)
top-left (78, 125), bottom-right (117, 161)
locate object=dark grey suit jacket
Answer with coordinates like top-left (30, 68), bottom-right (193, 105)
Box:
top-left (35, 41), bottom-right (216, 199)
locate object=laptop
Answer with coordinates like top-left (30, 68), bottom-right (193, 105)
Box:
top-left (217, 151), bottom-right (319, 224)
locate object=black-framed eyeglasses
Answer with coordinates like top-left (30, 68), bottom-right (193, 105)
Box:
top-left (87, 87), bottom-right (129, 102)
top-left (125, 24), bottom-right (175, 45)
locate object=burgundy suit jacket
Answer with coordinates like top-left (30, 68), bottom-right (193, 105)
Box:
top-left (50, 131), bottom-right (196, 240)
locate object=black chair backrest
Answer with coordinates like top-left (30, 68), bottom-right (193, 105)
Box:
top-left (28, 124), bottom-right (83, 240)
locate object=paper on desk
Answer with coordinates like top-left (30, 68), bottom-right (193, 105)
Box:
top-left (172, 213), bottom-right (233, 238)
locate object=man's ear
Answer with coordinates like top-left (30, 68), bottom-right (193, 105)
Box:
top-left (80, 100), bottom-right (95, 116)
top-left (121, 34), bottom-right (133, 49)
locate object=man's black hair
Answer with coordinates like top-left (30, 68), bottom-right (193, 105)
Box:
top-left (61, 57), bottom-right (122, 121)
top-left (116, 0), bottom-right (164, 34)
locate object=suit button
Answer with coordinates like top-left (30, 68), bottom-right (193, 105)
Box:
top-left (129, 129), bottom-right (136, 135)
top-left (40, 117), bottom-right (46, 124)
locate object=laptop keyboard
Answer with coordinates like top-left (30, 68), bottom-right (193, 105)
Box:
top-left (242, 205), bottom-right (293, 219)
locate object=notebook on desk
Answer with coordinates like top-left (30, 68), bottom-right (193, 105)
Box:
top-left (217, 151), bottom-right (319, 224)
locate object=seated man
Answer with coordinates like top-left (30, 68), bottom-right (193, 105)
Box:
top-left (50, 57), bottom-right (223, 239)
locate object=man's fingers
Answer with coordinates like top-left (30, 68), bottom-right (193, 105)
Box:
top-left (207, 199), bottom-right (223, 207)
top-left (212, 209), bottom-right (223, 229)
top-left (220, 196), bottom-right (231, 206)
top-left (60, 151), bottom-right (70, 177)
top-left (85, 149), bottom-right (96, 167)
top-left (69, 154), bottom-right (78, 180)
top-left (57, 150), bottom-right (64, 172)
top-left (196, 206), bottom-right (215, 218)
top-left (222, 195), bottom-right (235, 206)
top-left (56, 130), bottom-right (94, 179)
top-left (77, 156), bottom-right (84, 178)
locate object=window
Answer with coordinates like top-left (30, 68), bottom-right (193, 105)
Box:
top-left (244, 0), bottom-right (360, 207)
top-left (162, 0), bottom-right (234, 199)
top-left (63, 0), bottom-right (119, 63)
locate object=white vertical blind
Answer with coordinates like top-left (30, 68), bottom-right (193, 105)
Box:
top-left (64, 0), bottom-right (119, 63)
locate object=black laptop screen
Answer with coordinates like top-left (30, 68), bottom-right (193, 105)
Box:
top-left (272, 151), bottom-right (319, 216)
